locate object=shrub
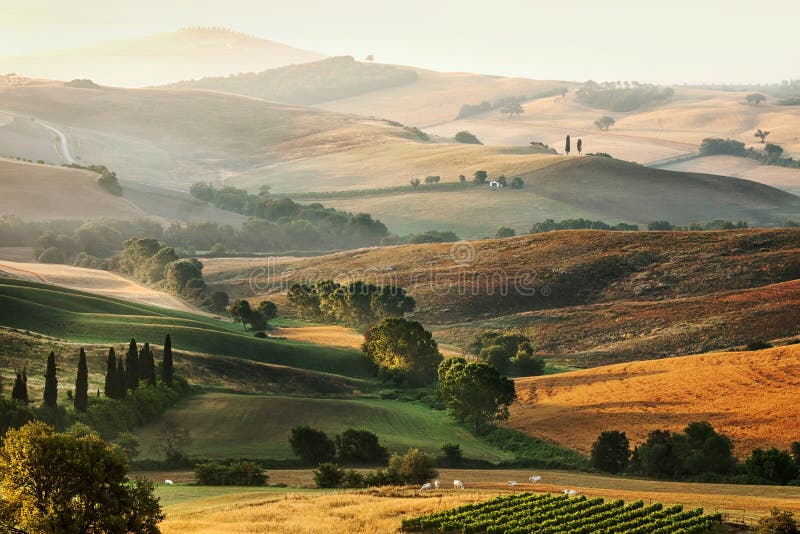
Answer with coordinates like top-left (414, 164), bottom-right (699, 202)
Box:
top-left (195, 460), bottom-right (268, 486)
top-left (746, 340), bottom-right (773, 351)
top-left (313, 462), bottom-right (345, 488)
top-left (388, 449), bottom-right (438, 484)
top-left (38, 246), bottom-right (65, 263)
top-left (647, 220), bottom-right (674, 231)
top-left (755, 509), bottom-right (799, 533)
top-left (440, 443), bottom-right (463, 468)
top-left (495, 227), bottom-right (515, 238)
top-left (454, 131), bottom-right (482, 144)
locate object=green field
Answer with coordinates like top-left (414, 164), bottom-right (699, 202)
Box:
top-left (154, 485), bottom-right (317, 508)
top-left (135, 392), bottom-right (514, 462)
top-left (0, 278), bottom-right (372, 378)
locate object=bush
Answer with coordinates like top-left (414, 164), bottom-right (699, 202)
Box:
top-left (495, 227), bottom-right (515, 239)
top-left (439, 443), bottom-right (463, 468)
top-left (755, 509), bottom-right (799, 533)
top-left (289, 426), bottom-right (336, 465)
top-left (335, 429), bottom-right (389, 465)
top-left (647, 221), bottom-right (674, 231)
top-left (387, 449), bottom-right (438, 484)
top-left (313, 462), bottom-right (345, 488)
top-left (746, 340), bottom-right (773, 351)
top-left (38, 246), bottom-right (65, 263)
top-left (195, 460), bottom-right (268, 486)
top-left (699, 137), bottom-right (747, 156)
top-left (455, 131), bottom-right (481, 144)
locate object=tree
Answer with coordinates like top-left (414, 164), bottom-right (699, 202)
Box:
top-left (387, 449), bottom-right (438, 484)
top-left (745, 448), bottom-right (799, 485)
top-left (755, 509), bottom-right (799, 534)
top-left (43, 351), bottom-right (58, 408)
top-left (162, 334), bottom-right (174, 387)
top-left (229, 299), bottom-right (255, 330)
top-left (648, 220), bottom-right (674, 231)
top-left (501, 102), bottom-right (524, 118)
top-left (594, 116), bottom-right (616, 131)
top-left (0, 421), bottom-right (163, 533)
top-left (335, 429), bottom-right (389, 465)
top-left (113, 432), bottom-right (140, 461)
top-left (495, 227), bottom-right (515, 238)
top-left (577, 138), bottom-right (583, 155)
top-left (116, 360), bottom-right (127, 399)
top-left (125, 339), bottom-right (139, 391)
top-left (510, 176), bottom-right (524, 189)
top-left (11, 372), bottom-right (28, 403)
top-left (104, 347), bottom-right (117, 399)
top-left (74, 348), bottom-right (88, 413)
top-left (257, 300), bottom-right (278, 322)
top-left (156, 420), bottom-right (191, 463)
top-left (363, 318), bottom-right (443, 386)
top-left (440, 443), bottom-right (463, 467)
top-left (591, 431), bottom-right (631, 474)
top-left (369, 285), bottom-right (416, 318)
top-left (473, 170), bottom-right (488, 184)
top-left (140, 342), bottom-right (156, 387)
top-left (746, 93), bottom-right (767, 105)
top-left (455, 131), bottom-right (482, 145)
top-left (565, 134), bottom-right (571, 155)
top-left (754, 128), bottom-right (771, 143)
top-left (410, 178), bottom-right (421, 189)
top-left (289, 426), bottom-right (336, 465)
top-left (438, 358), bottom-right (516, 432)
top-left (313, 462), bottom-right (345, 488)
top-left (459, 175), bottom-right (467, 186)
top-left (211, 291), bottom-right (230, 313)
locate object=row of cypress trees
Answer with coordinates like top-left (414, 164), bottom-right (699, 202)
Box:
top-left (9, 334), bottom-right (174, 412)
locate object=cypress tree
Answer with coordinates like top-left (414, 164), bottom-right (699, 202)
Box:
top-left (565, 134), bottom-right (571, 155)
top-left (126, 338), bottom-right (139, 391)
top-left (43, 351), bottom-right (58, 408)
top-left (104, 347), bottom-right (117, 399)
top-left (141, 342), bottom-right (156, 386)
top-left (162, 334), bottom-right (173, 387)
top-left (74, 348), bottom-right (89, 413)
top-left (11, 372), bottom-right (28, 403)
top-left (116, 360), bottom-right (127, 399)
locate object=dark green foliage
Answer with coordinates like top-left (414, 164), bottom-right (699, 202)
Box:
top-left (74, 348), bottom-right (89, 413)
top-left (510, 176), bottom-right (524, 189)
top-left (577, 80), bottom-right (674, 111)
top-left (257, 300), bottom-right (278, 322)
top-left (210, 291), bottom-right (230, 312)
top-left (194, 460), bottom-right (268, 486)
top-left (126, 339), bottom-right (139, 391)
top-left (745, 448), bottom-right (799, 485)
top-left (313, 462), bottom-right (345, 488)
top-left (363, 318), bottom-right (442, 386)
top-left (634, 422), bottom-right (736, 479)
top-left (406, 230), bottom-right (459, 244)
top-left (699, 138), bottom-right (747, 156)
top-left (0, 397), bottom-right (34, 435)
top-left (495, 227), bottom-right (516, 238)
top-left (700, 137), bottom-right (800, 168)
top-left (565, 134), bottom-right (571, 155)
top-left (66, 164), bottom-right (123, 196)
top-left (83, 383), bottom-right (185, 439)
top-left (746, 340), bottom-right (773, 351)
top-left (104, 347), bottom-right (117, 399)
top-left (468, 331), bottom-right (543, 377)
top-left (755, 509), bottom-right (799, 533)
top-left (473, 170), bottom-right (488, 184)
top-left (116, 360), bottom-right (127, 400)
top-left (483, 427), bottom-right (590, 470)
top-left (530, 218), bottom-right (639, 233)
top-left (288, 281), bottom-right (414, 327)
top-left (162, 334), bottom-right (174, 387)
top-left (439, 442), bottom-right (463, 468)
top-left (335, 429), bottom-right (389, 465)
top-left (139, 343), bottom-right (156, 387)
top-left (438, 358), bottom-right (516, 433)
top-left (388, 448), bottom-right (438, 484)
top-left (163, 258), bottom-right (206, 302)
top-left (591, 430), bottom-right (631, 474)
top-left (576, 138), bottom-right (583, 154)
top-left (454, 131), bottom-right (482, 144)
top-left (43, 351), bottom-right (57, 408)
top-left (289, 426), bottom-right (336, 465)
top-left (647, 220), bottom-right (675, 231)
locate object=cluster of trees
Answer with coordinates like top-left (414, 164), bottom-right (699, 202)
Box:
top-left (363, 317), bottom-right (442, 386)
top-left (190, 182), bottom-right (389, 250)
top-left (65, 163), bottom-right (122, 196)
top-left (7, 349), bottom-right (90, 417)
top-left (467, 331), bottom-right (544, 377)
top-left (288, 281), bottom-right (415, 327)
top-left (594, 116), bottom-right (615, 131)
top-left (591, 422), bottom-right (800, 485)
top-left (454, 131), bottom-right (482, 144)
top-left (531, 218), bottom-right (639, 233)
top-left (0, 422), bottom-right (163, 533)
top-left (455, 89), bottom-right (566, 120)
top-left (745, 93), bottom-right (767, 105)
top-left (381, 229), bottom-right (460, 245)
top-left (228, 299), bottom-right (277, 331)
top-left (289, 426), bottom-right (390, 466)
top-left (576, 80), bottom-right (674, 112)
top-left (194, 460), bottom-right (268, 486)
top-left (104, 336), bottom-right (174, 400)
top-left (647, 220), bottom-right (750, 231)
top-left (171, 55), bottom-right (419, 106)
top-left (699, 137), bottom-right (800, 169)
top-left (313, 448), bottom-right (438, 488)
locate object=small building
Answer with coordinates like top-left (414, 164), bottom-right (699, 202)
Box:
top-left (489, 180), bottom-right (504, 189)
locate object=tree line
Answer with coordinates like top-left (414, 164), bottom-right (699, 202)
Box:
top-left (700, 137), bottom-right (800, 169)
top-left (576, 80), bottom-right (674, 112)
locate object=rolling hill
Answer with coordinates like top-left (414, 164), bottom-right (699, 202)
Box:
top-left (0, 28), bottom-right (325, 87)
top-left (509, 344), bottom-right (800, 457)
top-left (204, 228), bottom-right (800, 363)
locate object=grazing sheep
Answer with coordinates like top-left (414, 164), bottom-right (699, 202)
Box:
top-left (164, 480), bottom-right (174, 485)
top-left (434, 480), bottom-right (441, 489)
top-left (453, 480), bottom-right (465, 489)
top-left (507, 480), bottom-right (518, 487)
top-left (563, 489), bottom-right (579, 496)
top-left (529, 475), bottom-right (542, 484)
top-left (420, 482), bottom-right (433, 491)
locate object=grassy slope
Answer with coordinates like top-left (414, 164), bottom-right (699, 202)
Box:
top-left (135, 392), bottom-right (513, 462)
top-left (509, 345), bottom-right (800, 458)
top-left (0, 278), bottom-right (372, 378)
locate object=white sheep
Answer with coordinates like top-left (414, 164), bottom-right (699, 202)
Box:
top-left (434, 480), bottom-right (441, 489)
top-left (528, 475), bottom-right (542, 484)
top-left (164, 480), bottom-right (174, 485)
top-left (507, 480), bottom-right (518, 487)
top-left (453, 479), bottom-right (465, 489)
top-left (420, 482), bottom-right (433, 491)
top-left (563, 489), bottom-right (579, 496)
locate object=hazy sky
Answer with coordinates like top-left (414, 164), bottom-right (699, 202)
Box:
top-left (1, 0), bottom-right (798, 84)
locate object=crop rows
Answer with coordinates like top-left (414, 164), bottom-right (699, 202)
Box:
top-left (401, 493), bottom-right (722, 533)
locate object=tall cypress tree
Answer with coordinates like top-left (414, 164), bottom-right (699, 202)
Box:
top-left (104, 347), bottom-right (117, 399)
top-left (74, 348), bottom-right (89, 413)
top-left (43, 351), bottom-right (58, 408)
top-left (565, 134), bottom-right (571, 155)
top-left (162, 334), bottom-right (174, 387)
top-left (141, 342), bottom-right (156, 386)
top-left (116, 360), bottom-right (127, 399)
top-left (126, 338), bottom-right (139, 391)
top-left (11, 372), bottom-right (28, 403)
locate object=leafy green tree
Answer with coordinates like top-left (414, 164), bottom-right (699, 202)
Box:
top-left (469, 331), bottom-right (542, 377)
top-left (287, 283), bottom-right (322, 320)
top-left (335, 429), bottom-right (389, 465)
top-left (635, 429), bottom-right (677, 478)
top-left (0, 421), bottom-right (163, 533)
top-left (11, 372), bottom-right (28, 403)
top-left (363, 318), bottom-right (442, 386)
top-left (229, 299), bottom-right (255, 330)
top-left (754, 128), bottom-right (771, 143)
top-left (746, 93), bottom-right (767, 105)
top-left (369, 285), bottom-right (416, 318)
top-left (495, 227), bottom-right (516, 238)
top-left (387, 448), bottom-right (438, 484)
top-left (591, 430), bottom-right (631, 474)
top-left (126, 339), bottom-right (139, 391)
top-left (43, 351), bottom-right (58, 408)
top-left (257, 300), bottom-right (278, 322)
top-left (289, 426), bottom-right (336, 465)
top-left (473, 170), bottom-right (488, 184)
top-left (410, 178), bottom-right (421, 189)
top-left (510, 176), bottom-right (524, 189)
top-left (755, 509), bottom-right (799, 533)
top-left (594, 116), bottom-right (616, 131)
top-left (438, 358), bottom-right (516, 432)
top-left (104, 347), bottom-right (117, 399)
top-left (162, 334), bottom-right (174, 387)
top-left (211, 291), bottom-right (230, 313)
top-left (313, 462), bottom-right (345, 488)
top-left (112, 431), bottom-right (140, 462)
top-left (74, 348), bottom-right (88, 413)
top-left (501, 102), bottom-right (524, 117)
top-left (678, 421), bottom-right (736, 476)
top-left (746, 448), bottom-right (799, 485)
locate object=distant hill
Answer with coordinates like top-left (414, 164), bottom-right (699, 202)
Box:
top-left (168, 56), bottom-right (419, 105)
top-left (0, 28), bottom-right (325, 87)
top-left (510, 344), bottom-right (800, 457)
